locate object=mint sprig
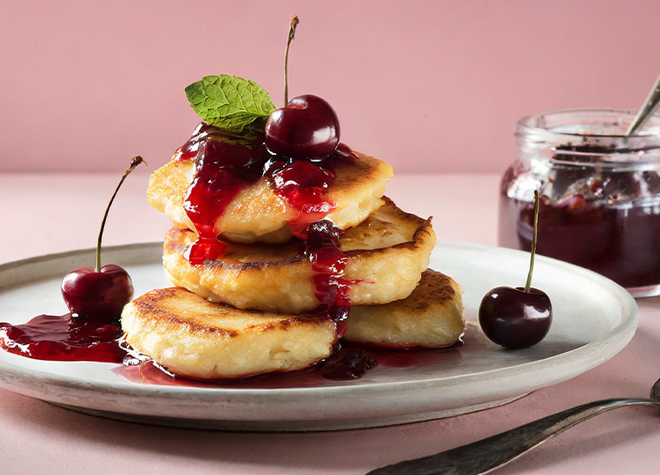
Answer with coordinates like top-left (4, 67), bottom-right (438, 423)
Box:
top-left (185, 75), bottom-right (276, 136)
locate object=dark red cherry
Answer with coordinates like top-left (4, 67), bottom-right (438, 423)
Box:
top-left (61, 156), bottom-right (145, 324)
top-left (264, 94), bottom-right (340, 159)
top-left (61, 265), bottom-right (133, 324)
top-left (479, 190), bottom-right (552, 348)
top-left (478, 286), bottom-right (552, 349)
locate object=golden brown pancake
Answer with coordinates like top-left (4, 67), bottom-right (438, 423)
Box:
top-left (147, 150), bottom-right (393, 244)
top-left (121, 270), bottom-right (464, 380)
top-left (344, 269), bottom-right (465, 348)
top-left (121, 287), bottom-right (337, 380)
top-left (162, 199), bottom-right (436, 313)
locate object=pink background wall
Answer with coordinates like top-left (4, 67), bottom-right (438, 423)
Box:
top-left (2, 0), bottom-right (660, 174)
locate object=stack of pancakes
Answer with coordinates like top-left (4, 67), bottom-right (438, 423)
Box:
top-left (122, 149), bottom-right (465, 380)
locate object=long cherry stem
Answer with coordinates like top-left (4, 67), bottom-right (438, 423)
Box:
top-left (96, 156), bottom-right (146, 272)
top-left (524, 190), bottom-right (540, 292)
top-left (283, 15), bottom-right (299, 105)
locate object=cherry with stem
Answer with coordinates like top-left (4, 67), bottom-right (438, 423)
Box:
top-left (265, 16), bottom-right (341, 159)
top-left (61, 156), bottom-right (146, 324)
top-left (479, 190), bottom-right (552, 349)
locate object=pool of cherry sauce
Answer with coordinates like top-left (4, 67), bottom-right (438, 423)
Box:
top-left (177, 122), bottom-right (356, 335)
top-left (0, 314), bottom-right (125, 363)
top-left (117, 335), bottom-right (472, 389)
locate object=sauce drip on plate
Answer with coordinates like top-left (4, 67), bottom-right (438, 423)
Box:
top-left (0, 313), bottom-right (125, 363)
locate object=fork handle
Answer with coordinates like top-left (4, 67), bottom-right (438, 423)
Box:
top-left (367, 398), bottom-right (657, 475)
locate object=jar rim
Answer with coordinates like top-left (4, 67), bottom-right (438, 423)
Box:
top-left (516, 108), bottom-right (660, 161)
top-left (517, 108), bottom-right (641, 137)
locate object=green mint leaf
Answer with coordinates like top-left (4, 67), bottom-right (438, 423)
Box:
top-left (185, 75), bottom-right (276, 135)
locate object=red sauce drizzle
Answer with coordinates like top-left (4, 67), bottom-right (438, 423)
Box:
top-left (264, 146), bottom-right (357, 336)
top-left (305, 221), bottom-right (353, 337)
top-left (178, 124), bottom-right (269, 264)
top-left (0, 314), bottom-right (125, 363)
top-left (177, 123), bottom-right (357, 337)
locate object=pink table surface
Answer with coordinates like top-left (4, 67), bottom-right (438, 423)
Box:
top-left (0, 172), bottom-right (658, 474)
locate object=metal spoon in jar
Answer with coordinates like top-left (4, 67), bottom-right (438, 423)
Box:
top-left (367, 378), bottom-right (660, 475)
top-left (626, 72), bottom-right (660, 136)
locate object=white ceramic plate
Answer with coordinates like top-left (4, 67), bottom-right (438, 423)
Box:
top-left (0, 242), bottom-right (637, 431)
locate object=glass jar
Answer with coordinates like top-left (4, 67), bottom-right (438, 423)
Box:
top-left (499, 109), bottom-right (660, 298)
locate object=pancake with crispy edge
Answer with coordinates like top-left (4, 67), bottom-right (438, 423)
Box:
top-left (344, 269), bottom-right (465, 348)
top-left (121, 270), bottom-right (464, 380)
top-left (161, 198), bottom-right (436, 314)
top-left (147, 149), bottom-right (393, 244)
top-left (121, 287), bottom-right (337, 380)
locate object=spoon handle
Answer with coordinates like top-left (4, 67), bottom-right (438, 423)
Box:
top-left (367, 398), bottom-right (657, 475)
top-left (626, 72), bottom-right (660, 136)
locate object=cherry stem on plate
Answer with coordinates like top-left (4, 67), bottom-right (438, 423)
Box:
top-left (524, 189), bottom-right (540, 293)
top-left (283, 15), bottom-right (299, 105)
top-left (95, 156), bottom-right (146, 272)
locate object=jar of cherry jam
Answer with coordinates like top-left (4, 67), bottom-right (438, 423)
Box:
top-left (499, 109), bottom-right (660, 297)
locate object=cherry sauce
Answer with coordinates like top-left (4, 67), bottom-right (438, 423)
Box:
top-left (0, 314), bottom-right (125, 363)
